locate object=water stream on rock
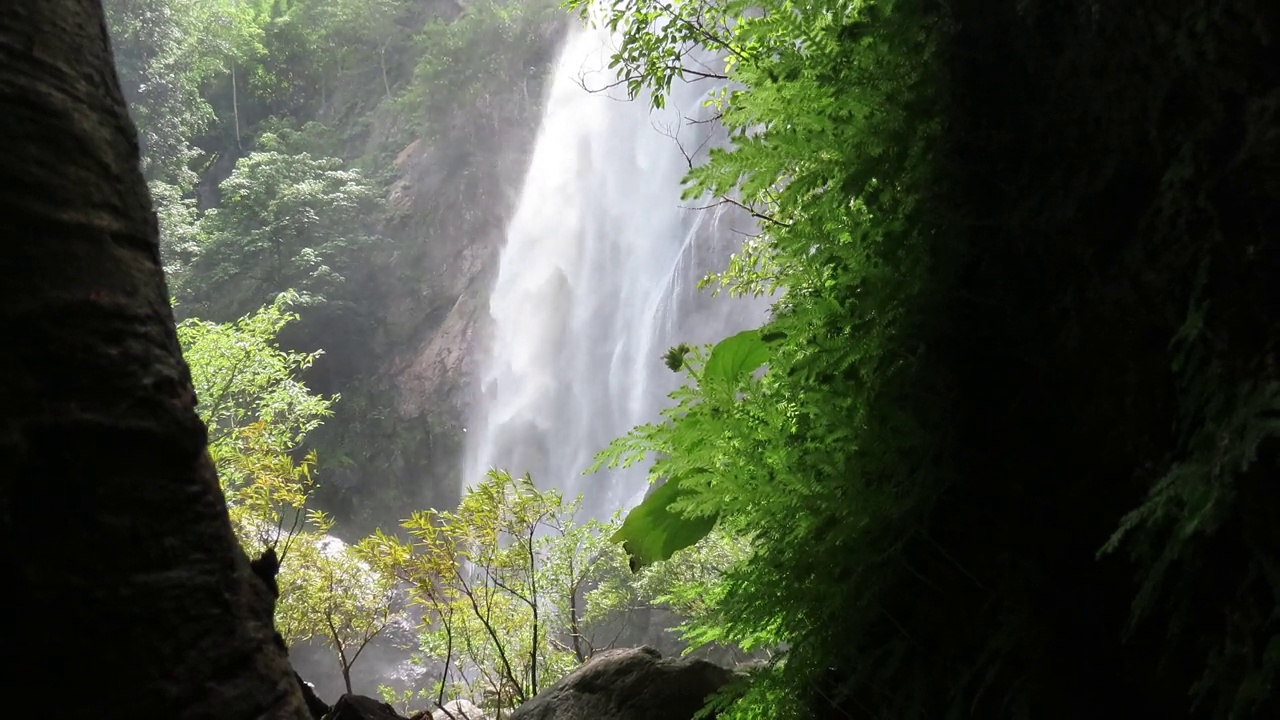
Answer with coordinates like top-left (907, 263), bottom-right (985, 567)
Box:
top-left (464, 25), bottom-right (770, 518)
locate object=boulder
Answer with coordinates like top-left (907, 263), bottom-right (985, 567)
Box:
top-left (509, 646), bottom-right (734, 720)
top-left (430, 699), bottom-right (490, 720)
top-left (327, 694), bottom-right (408, 720)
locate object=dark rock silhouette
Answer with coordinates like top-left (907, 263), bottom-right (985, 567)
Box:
top-left (296, 673), bottom-right (331, 719)
top-left (329, 694), bottom-right (409, 720)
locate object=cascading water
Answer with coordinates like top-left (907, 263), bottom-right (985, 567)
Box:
top-left (465, 25), bottom-right (771, 519)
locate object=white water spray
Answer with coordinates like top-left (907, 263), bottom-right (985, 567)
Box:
top-left (465, 26), bottom-right (770, 519)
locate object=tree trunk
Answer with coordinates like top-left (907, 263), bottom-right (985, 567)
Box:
top-left (379, 41), bottom-right (392, 100)
top-left (329, 613), bottom-right (354, 695)
top-left (231, 58), bottom-right (241, 148)
top-left (0, 2), bottom-right (308, 718)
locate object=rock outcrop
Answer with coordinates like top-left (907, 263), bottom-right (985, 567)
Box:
top-left (295, 672), bottom-right (331, 719)
top-left (509, 646), bottom-right (735, 720)
top-left (312, 26), bottom-right (565, 537)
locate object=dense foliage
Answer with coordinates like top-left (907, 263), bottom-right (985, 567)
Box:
top-left (176, 298), bottom-right (739, 710)
top-left (579, 0), bottom-right (1280, 718)
top-left (104, 0), bottom-right (582, 701)
top-left (177, 139), bottom-right (386, 319)
top-left (402, 0), bottom-right (563, 143)
top-left (177, 296), bottom-right (405, 692)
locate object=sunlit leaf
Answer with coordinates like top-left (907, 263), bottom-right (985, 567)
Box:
top-left (701, 328), bottom-right (771, 385)
top-left (611, 475), bottom-right (717, 572)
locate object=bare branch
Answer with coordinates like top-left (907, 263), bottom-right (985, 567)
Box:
top-left (571, 72), bottom-right (635, 98)
top-left (650, 116), bottom-right (792, 229)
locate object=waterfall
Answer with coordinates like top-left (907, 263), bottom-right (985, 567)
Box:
top-left (464, 26), bottom-right (770, 519)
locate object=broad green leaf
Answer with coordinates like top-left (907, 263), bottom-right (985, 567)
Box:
top-left (702, 328), bottom-right (772, 385)
top-left (611, 475), bottom-right (717, 572)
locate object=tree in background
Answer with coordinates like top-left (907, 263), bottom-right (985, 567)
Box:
top-left (100, 0), bottom-right (574, 536)
top-left (276, 525), bottom-right (402, 695)
top-left (178, 291), bottom-right (330, 548)
top-left (368, 471), bottom-right (632, 712)
top-left (178, 291), bottom-right (333, 551)
top-left (366, 469), bottom-right (749, 718)
top-left (103, 0), bottom-right (265, 184)
top-left (178, 291), bottom-right (334, 450)
top-left (178, 291), bottom-right (406, 697)
top-left (176, 141), bottom-right (385, 320)
top-left (402, 0), bottom-right (562, 143)
top-left (103, 0), bottom-right (217, 185)
top-left (283, 0), bottom-right (408, 103)
top-left (242, 0), bottom-right (418, 121)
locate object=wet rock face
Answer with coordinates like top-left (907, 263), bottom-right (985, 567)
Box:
top-left (509, 646), bottom-right (735, 720)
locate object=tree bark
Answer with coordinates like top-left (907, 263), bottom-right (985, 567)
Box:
top-left (0, 2), bottom-right (308, 718)
top-left (231, 59), bottom-right (241, 148)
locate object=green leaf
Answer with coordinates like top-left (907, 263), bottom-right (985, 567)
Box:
top-left (702, 329), bottom-right (771, 385)
top-left (611, 475), bottom-right (717, 572)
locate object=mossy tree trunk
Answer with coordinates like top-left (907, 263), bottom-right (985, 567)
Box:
top-left (0, 2), bottom-right (308, 717)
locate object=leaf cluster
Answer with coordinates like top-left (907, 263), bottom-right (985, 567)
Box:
top-left (364, 469), bottom-right (746, 716)
top-left (174, 144), bottom-right (387, 321)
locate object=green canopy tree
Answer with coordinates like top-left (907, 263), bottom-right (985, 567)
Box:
top-left (178, 292), bottom-right (405, 697)
top-left (178, 141), bottom-right (384, 320)
top-left (103, 0), bottom-right (265, 186)
top-left (177, 290), bottom-right (335, 451)
top-left (276, 526), bottom-right (402, 695)
top-left (367, 471), bottom-right (636, 716)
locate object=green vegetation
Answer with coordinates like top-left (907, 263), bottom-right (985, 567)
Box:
top-left (370, 471), bottom-right (624, 712)
top-left (177, 295), bottom-right (401, 689)
top-left (175, 295), bottom-right (740, 712)
top-left (177, 139), bottom-right (387, 319)
top-left (399, 0), bottom-right (563, 142)
top-left (103, 0), bottom-right (580, 701)
top-left (178, 293), bottom-right (332, 551)
top-left (366, 469), bottom-right (748, 717)
top-left (576, 0), bottom-right (1280, 718)
top-left (275, 520), bottom-right (402, 696)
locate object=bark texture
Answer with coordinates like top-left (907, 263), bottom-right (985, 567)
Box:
top-left (0, 2), bottom-right (308, 717)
